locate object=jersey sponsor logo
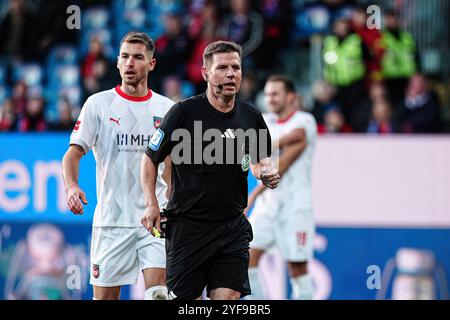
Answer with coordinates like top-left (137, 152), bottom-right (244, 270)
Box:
top-left (241, 154), bottom-right (251, 171)
top-left (149, 128), bottom-right (164, 151)
top-left (92, 264), bottom-right (100, 278)
top-left (116, 134), bottom-right (152, 147)
top-left (221, 128), bottom-right (236, 139)
top-left (73, 120), bottom-right (81, 132)
top-left (153, 116), bottom-right (162, 129)
top-left (109, 117), bottom-right (121, 126)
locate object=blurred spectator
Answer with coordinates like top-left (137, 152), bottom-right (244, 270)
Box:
top-left (367, 99), bottom-right (397, 134)
top-left (254, 0), bottom-right (292, 72)
top-left (381, 9), bottom-right (419, 107)
top-left (311, 80), bottom-right (340, 125)
top-left (349, 81), bottom-right (388, 132)
top-left (81, 37), bottom-right (119, 100)
top-left (162, 75), bottom-right (185, 103)
top-left (11, 80), bottom-right (28, 115)
top-left (217, 0), bottom-right (264, 67)
top-left (238, 72), bottom-right (258, 105)
top-left (152, 8), bottom-right (193, 92)
top-left (401, 74), bottom-right (441, 133)
top-left (187, 0), bottom-right (217, 39)
top-left (81, 37), bottom-right (106, 81)
top-left (0, 0), bottom-right (41, 63)
top-left (48, 98), bottom-right (76, 131)
top-left (186, 0), bottom-right (219, 94)
top-left (369, 81), bottom-right (388, 103)
top-left (17, 95), bottom-right (47, 132)
top-left (322, 17), bottom-right (370, 129)
top-left (350, 5), bottom-right (384, 83)
top-left (318, 107), bottom-right (352, 133)
top-left (0, 99), bottom-right (18, 131)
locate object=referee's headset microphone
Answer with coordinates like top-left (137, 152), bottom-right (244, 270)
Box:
top-left (206, 74), bottom-right (223, 92)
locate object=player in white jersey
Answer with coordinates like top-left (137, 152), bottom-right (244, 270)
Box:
top-left (245, 75), bottom-right (317, 300)
top-left (62, 32), bottom-right (174, 300)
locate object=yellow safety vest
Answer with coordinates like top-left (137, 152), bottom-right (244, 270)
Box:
top-left (323, 34), bottom-right (365, 86)
top-left (381, 30), bottom-right (417, 78)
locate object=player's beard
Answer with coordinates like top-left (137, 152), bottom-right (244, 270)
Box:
top-left (123, 73), bottom-right (144, 86)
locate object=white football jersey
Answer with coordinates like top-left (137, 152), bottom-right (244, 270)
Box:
top-left (70, 85), bottom-right (175, 227)
top-left (260, 110), bottom-right (317, 211)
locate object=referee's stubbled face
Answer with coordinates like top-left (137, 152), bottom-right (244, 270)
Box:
top-left (204, 52), bottom-right (242, 97)
top-left (117, 42), bottom-right (156, 86)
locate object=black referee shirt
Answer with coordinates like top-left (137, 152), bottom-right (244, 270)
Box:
top-left (145, 94), bottom-right (271, 223)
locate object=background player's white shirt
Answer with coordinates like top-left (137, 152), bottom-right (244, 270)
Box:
top-left (259, 111), bottom-right (317, 212)
top-left (70, 86), bottom-right (174, 227)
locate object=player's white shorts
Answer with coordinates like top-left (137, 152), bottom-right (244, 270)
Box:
top-left (249, 205), bottom-right (315, 262)
top-left (90, 226), bottom-right (166, 287)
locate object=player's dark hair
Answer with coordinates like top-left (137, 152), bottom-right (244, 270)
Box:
top-left (266, 74), bottom-right (296, 93)
top-left (120, 31), bottom-right (155, 56)
top-left (203, 40), bottom-right (242, 66)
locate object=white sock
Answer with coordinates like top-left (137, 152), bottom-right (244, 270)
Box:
top-left (290, 274), bottom-right (314, 300)
top-left (145, 285), bottom-right (168, 300)
top-left (246, 267), bottom-right (265, 300)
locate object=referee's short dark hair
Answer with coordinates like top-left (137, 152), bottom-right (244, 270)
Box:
top-left (120, 31), bottom-right (155, 57)
top-left (266, 74), bottom-right (296, 93)
top-left (203, 40), bottom-right (243, 66)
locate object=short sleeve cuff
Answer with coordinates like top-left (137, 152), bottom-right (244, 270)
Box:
top-left (69, 139), bottom-right (90, 154)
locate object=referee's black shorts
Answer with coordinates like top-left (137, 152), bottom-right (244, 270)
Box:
top-left (165, 214), bottom-right (253, 300)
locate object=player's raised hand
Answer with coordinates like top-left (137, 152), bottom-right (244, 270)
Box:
top-left (66, 185), bottom-right (88, 215)
top-left (141, 204), bottom-right (161, 237)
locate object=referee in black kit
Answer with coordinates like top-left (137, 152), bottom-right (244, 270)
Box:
top-left (140, 40), bottom-right (279, 300)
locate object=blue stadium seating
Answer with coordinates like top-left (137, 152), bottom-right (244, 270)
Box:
top-left (0, 85), bottom-right (9, 106)
top-left (292, 3), bottom-right (331, 41)
top-left (12, 63), bottom-right (43, 88)
top-left (0, 64), bottom-right (6, 85)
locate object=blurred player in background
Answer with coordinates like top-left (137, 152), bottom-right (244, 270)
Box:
top-left (246, 75), bottom-right (317, 300)
top-left (62, 32), bottom-right (174, 300)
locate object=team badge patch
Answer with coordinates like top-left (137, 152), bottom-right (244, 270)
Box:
top-left (153, 116), bottom-right (163, 129)
top-left (241, 154), bottom-right (251, 172)
top-left (93, 264), bottom-right (100, 279)
top-left (149, 128), bottom-right (165, 151)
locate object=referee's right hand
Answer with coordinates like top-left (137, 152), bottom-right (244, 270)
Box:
top-left (141, 204), bottom-right (161, 237)
top-left (66, 185), bottom-right (88, 215)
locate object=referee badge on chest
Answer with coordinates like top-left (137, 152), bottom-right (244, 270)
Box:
top-left (241, 154), bottom-right (251, 172)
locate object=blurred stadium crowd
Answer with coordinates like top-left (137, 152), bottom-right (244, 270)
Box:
top-left (0, 0), bottom-right (449, 133)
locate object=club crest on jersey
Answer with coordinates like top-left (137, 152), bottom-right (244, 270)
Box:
top-left (92, 264), bottom-right (100, 278)
top-left (149, 128), bottom-right (164, 151)
top-left (241, 154), bottom-right (251, 172)
top-left (153, 116), bottom-right (162, 129)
